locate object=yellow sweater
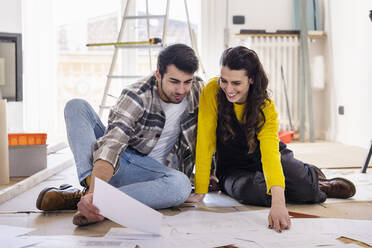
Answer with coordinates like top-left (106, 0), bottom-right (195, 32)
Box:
top-left (195, 77), bottom-right (285, 194)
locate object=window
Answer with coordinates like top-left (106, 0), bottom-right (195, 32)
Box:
top-left (22, 0), bottom-right (201, 144)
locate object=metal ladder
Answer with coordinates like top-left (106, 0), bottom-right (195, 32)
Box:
top-left (87, 0), bottom-right (205, 118)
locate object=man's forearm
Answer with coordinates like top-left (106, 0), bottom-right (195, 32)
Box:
top-left (88, 160), bottom-right (114, 193)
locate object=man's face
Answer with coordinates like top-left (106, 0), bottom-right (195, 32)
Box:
top-left (156, 64), bottom-right (194, 104)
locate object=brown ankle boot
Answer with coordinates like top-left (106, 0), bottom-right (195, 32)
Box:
top-left (319, 178), bottom-right (356, 199)
top-left (312, 165), bottom-right (326, 180)
top-left (36, 184), bottom-right (86, 211)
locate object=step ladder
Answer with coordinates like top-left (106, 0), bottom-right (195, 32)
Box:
top-left (87, 0), bottom-right (205, 118)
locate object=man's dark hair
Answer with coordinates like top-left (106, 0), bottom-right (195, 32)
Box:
top-left (157, 44), bottom-right (199, 77)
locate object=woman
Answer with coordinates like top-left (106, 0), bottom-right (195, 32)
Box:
top-left (187, 46), bottom-right (356, 232)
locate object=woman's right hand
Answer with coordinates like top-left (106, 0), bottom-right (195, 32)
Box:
top-left (186, 193), bottom-right (205, 203)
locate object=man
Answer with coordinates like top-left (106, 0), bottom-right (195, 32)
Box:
top-left (36, 44), bottom-right (204, 226)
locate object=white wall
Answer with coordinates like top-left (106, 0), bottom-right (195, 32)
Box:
top-left (201, 0), bottom-right (294, 78)
top-left (0, 0), bottom-right (22, 33)
top-left (0, 0), bottom-right (23, 132)
top-left (326, 0), bottom-right (372, 148)
top-left (201, 0), bottom-right (327, 140)
top-left (0, 0), bottom-right (56, 136)
top-left (22, 0), bottom-right (56, 135)
top-left (201, 0), bottom-right (371, 148)
top-left (229, 0), bottom-right (294, 33)
top-left (200, 0), bottom-right (226, 78)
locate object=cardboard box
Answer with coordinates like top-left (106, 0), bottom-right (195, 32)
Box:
top-left (8, 144), bottom-right (47, 177)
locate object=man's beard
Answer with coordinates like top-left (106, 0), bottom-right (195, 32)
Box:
top-left (159, 78), bottom-right (183, 104)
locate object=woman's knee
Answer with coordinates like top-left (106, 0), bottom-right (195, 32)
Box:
top-left (283, 163), bottom-right (324, 203)
top-left (224, 173), bottom-right (271, 207)
top-left (285, 182), bottom-right (324, 203)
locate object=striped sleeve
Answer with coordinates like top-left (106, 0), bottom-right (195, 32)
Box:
top-left (93, 89), bottom-right (145, 172)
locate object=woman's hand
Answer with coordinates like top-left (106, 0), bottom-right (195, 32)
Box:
top-left (268, 203), bottom-right (291, 232)
top-left (186, 193), bottom-right (205, 203)
top-left (268, 186), bottom-right (291, 232)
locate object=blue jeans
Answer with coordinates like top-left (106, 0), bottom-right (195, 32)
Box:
top-left (64, 99), bottom-right (192, 209)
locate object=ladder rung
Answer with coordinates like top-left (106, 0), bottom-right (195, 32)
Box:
top-left (124, 15), bottom-right (166, 20)
top-left (107, 75), bottom-right (144, 79)
top-left (99, 105), bottom-right (112, 109)
top-left (116, 44), bottom-right (163, 49)
top-left (107, 93), bottom-right (118, 99)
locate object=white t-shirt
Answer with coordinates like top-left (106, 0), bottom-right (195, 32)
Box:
top-left (148, 98), bottom-right (188, 165)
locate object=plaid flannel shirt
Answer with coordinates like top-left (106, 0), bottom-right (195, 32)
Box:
top-left (93, 74), bottom-right (204, 178)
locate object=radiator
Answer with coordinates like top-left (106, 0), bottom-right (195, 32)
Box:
top-left (231, 35), bottom-right (300, 131)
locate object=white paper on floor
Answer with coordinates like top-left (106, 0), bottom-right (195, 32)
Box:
top-left (3, 238), bottom-right (40, 248)
top-left (163, 210), bottom-right (372, 247)
top-left (4, 209), bottom-right (372, 248)
top-left (203, 191), bottom-right (244, 207)
top-left (0, 224), bottom-right (34, 238)
top-left (16, 235), bottom-right (138, 248)
top-left (105, 227), bottom-right (260, 248)
top-left (0, 225), bottom-right (37, 248)
top-left (102, 209), bottom-right (372, 247)
top-left (93, 177), bottom-right (163, 235)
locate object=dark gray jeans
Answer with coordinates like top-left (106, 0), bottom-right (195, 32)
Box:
top-left (219, 142), bottom-right (327, 207)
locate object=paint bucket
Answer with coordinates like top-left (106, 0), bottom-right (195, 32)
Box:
top-left (278, 131), bottom-right (294, 144)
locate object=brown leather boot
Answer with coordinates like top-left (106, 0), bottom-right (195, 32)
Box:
top-left (319, 178), bottom-right (356, 199)
top-left (36, 184), bottom-right (86, 211)
top-left (312, 165), bottom-right (326, 180)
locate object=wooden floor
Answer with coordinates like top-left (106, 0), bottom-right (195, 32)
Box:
top-left (287, 141), bottom-right (369, 169)
top-left (0, 142), bottom-right (371, 247)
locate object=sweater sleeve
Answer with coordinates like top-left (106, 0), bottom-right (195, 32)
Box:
top-left (195, 78), bottom-right (219, 194)
top-left (257, 100), bottom-right (285, 194)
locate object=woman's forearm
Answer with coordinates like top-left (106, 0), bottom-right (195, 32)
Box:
top-left (270, 185), bottom-right (286, 207)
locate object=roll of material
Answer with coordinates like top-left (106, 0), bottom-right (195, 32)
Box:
top-left (0, 100), bottom-right (9, 185)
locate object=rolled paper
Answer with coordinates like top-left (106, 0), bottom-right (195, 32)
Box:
top-left (0, 99), bottom-right (9, 185)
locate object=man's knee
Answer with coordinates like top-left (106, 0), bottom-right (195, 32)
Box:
top-left (167, 171), bottom-right (192, 205)
top-left (64, 98), bottom-right (90, 119)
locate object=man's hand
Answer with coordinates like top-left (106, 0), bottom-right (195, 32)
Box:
top-left (77, 192), bottom-right (104, 222)
top-left (75, 160), bottom-right (113, 223)
top-left (186, 193), bottom-right (205, 203)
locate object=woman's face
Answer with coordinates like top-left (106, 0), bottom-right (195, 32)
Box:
top-left (219, 66), bottom-right (253, 104)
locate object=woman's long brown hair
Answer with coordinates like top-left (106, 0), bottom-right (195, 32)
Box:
top-left (217, 46), bottom-right (270, 153)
